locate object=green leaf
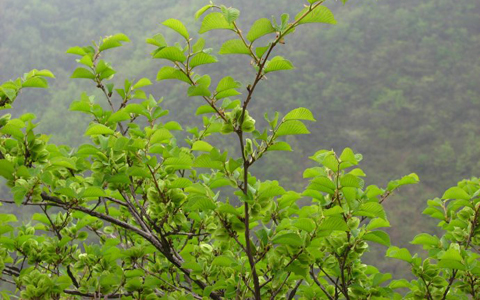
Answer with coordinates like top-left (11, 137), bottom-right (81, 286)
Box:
top-left (438, 259), bottom-right (466, 270)
top-left (411, 233), bottom-right (440, 247)
top-left (195, 4), bottom-right (214, 20)
top-left (440, 247), bottom-right (463, 261)
top-left (219, 39), bottom-right (250, 55)
top-left (189, 52), bottom-right (218, 68)
top-left (216, 76), bottom-right (241, 93)
top-left (386, 246), bottom-right (412, 263)
top-left (339, 148), bottom-right (358, 165)
top-left (132, 78), bottom-right (152, 90)
top-left (189, 197), bottom-right (216, 211)
top-left (162, 19), bottom-right (189, 40)
top-left (99, 33), bottom-right (130, 51)
top-left (199, 12), bottom-right (235, 34)
top-left (215, 89), bottom-right (241, 100)
top-left (221, 6), bottom-right (240, 24)
top-left (212, 255), bottom-right (235, 267)
top-left (150, 128), bottom-right (173, 144)
top-left (318, 216), bottom-right (349, 231)
top-left (247, 18), bottom-right (276, 42)
top-left (363, 231), bottom-right (391, 247)
top-left (0, 160), bottom-right (15, 180)
top-left (267, 142), bottom-right (292, 152)
top-left (146, 33), bottom-right (167, 47)
top-left (66, 46), bottom-right (87, 56)
top-left (85, 124), bottom-right (115, 136)
top-left (192, 141), bottom-right (213, 152)
top-left (82, 187), bottom-right (107, 198)
top-left (355, 203), bottom-right (386, 220)
top-left (295, 6), bottom-right (336, 25)
top-left (108, 110), bottom-right (130, 123)
top-left (156, 66), bottom-right (191, 84)
top-left (192, 38), bottom-right (206, 53)
top-left (276, 120), bottom-right (310, 136)
top-left (0, 124), bottom-right (24, 139)
top-left (294, 218), bottom-right (316, 233)
top-left (188, 85), bottom-right (211, 97)
top-left (366, 218), bottom-right (390, 231)
top-left (264, 56), bottom-right (294, 73)
top-left (193, 154), bottom-right (223, 170)
top-left (196, 105), bottom-right (216, 115)
top-left (272, 233), bottom-right (303, 246)
top-left (22, 77), bottom-right (48, 88)
top-left (71, 68), bottom-right (95, 79)
top-left (442, 187), bottom-right (471, 200)
top-left (35, 69), bottom-right (55, 78)
top-left (340, 174), bottom-right (360, 188)
top-left (284, 107), bottom-right (316, 121)
top-left (389, 279), bottom-right (412, 289)
top-left (153, 46), bottom-right (187, 62)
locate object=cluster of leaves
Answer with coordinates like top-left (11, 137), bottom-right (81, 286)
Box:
top-left (0, 0), bottom-right (479, 299)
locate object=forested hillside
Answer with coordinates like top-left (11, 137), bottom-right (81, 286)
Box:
top-left (1, 0), bottom-right (480, 276)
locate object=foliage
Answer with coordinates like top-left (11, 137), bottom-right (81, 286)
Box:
top-left (0, 1), bottom-right (479, 299)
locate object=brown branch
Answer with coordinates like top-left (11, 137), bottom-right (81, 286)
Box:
top-left (310, 267), bottom-right (334, 300)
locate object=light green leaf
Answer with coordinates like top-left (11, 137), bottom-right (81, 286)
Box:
top-left (146, 33), bottom-right (167, 47)
top-left (267, 142), bottom-right (292, 152)
top-left (156, 66), bottom-right (191, 84)
top-left (221, 6), bottom-right (240, 24)
top-left (190, 197), bottom-right (216, 211)
top-left (212, 255), bottom-right (235, 267)
top-left (340, 174), bottom-right (360, 188)
top-left (189, 52), bottom-right (218, 68)
top-left (99, 33), bottom-right (130, 51)
top-left (85, 124), bottom-right (114, 136)
top-left (82, 187), bottom-right (107, 198)
top-left (71, 68), bottom-right (95, 79)
top-left (363, 231), bottom-right (391, 247)
top-left (295, 6), bottom-right (336, 25)
top-left (215, 89), bottom-right (241, 100)
top-left (150, 128), bottom-right (173, 144)
top-left (386, 246), bottom-right (412, 263)
top-left (411, 233), bottom-right (440, 247)
top-left (339, 148), bottom-right (358, 165)
top-left (162, 19), bottom-right (189, 40)
top-left (35, 69), bottom-right (55, 78)
top-left (284, 107), bottom-right (316, 121)
top-left (272, 233), bottom-right (303, 246)
top-left (219, 39), bottom-right (250, 55)
top-left (294, 218), bottom-right (315, 233)
top-left (188, 85), bottom-right (211, 97)
top-left (440, 247), bottom-right (463, 261)
top-left (216, 76), bottom-right (241, 93)
top-left (318, 216), bottom-right (349, 231)
top-left (438, 259), bottom-right (466, 270)
top-left (192, 141), bottom-right (213, 152)
top-left (442, 187), bottom-right (471, 200)
top-left (153, 46), bottom-right (187, 62)
top-left (247, 18), bottom-right (276, 42)
top-left (199, 12), bottom-right (235, 34)
top-left (108, 110), bottom-right (130, 123)
top-left (0, 160), bottom-right (15, 180)
top-left (264, 56), bottom-right (294, 73)
top-left (193, 154), bottom-right (223, 170)
top-left (164, 121), bottom-right (183, 131)
top-left (276, 120), bottom-right (310, 136)
top-left (192, 38), bottom-right (206, 53)
top-left (132, 78), bottom-right (152, 90)
top-left (366, 218), bottom-right (390, 231)
top-left (22, 77), bottom-right (48, 88)
top-left (195, 4), bottom-right (214, 20)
